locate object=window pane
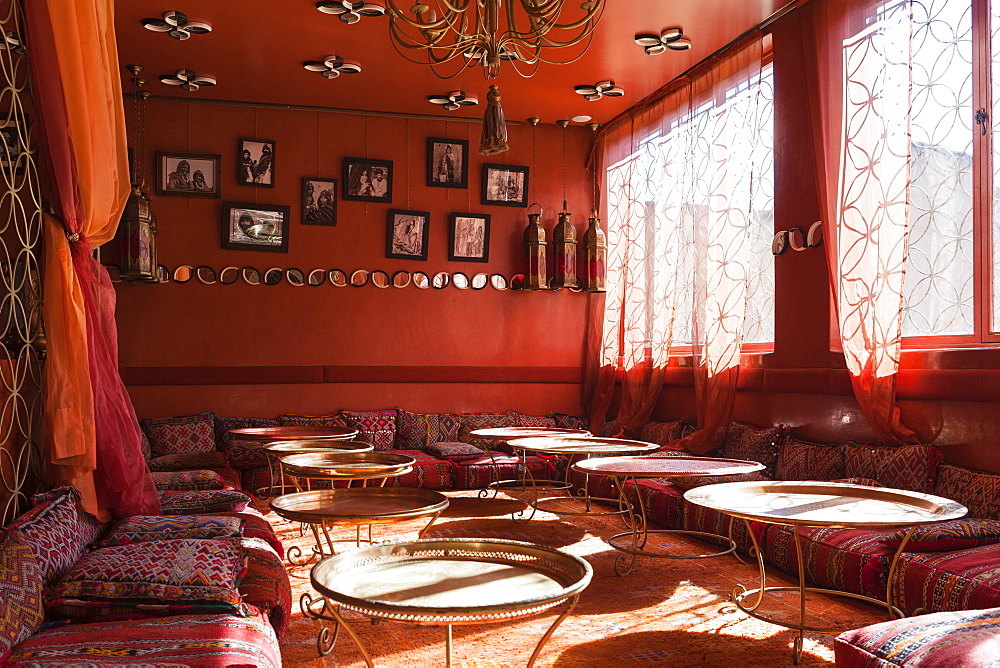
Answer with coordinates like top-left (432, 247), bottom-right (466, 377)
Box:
top-left (902, 0), bottom-right (974, 337)
top-left (992, 0), bottom-right (1000, 333)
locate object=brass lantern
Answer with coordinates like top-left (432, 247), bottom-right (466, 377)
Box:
top-left (581, 209), bottom-right (606, 292)
top-left (120, 184), bottom-right (159, 282)
top-left (551, 209), bottom-right (577, 289)
top-left (523, 210), bottom-right (548, 290)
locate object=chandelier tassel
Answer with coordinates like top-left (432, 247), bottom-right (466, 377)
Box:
top-left (479, 84), bottom-right (509, 155)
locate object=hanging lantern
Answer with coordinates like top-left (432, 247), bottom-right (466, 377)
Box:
top-left (581, 209), bottom-right (606, 292)
top-left (552, 208), bottom-right (577, 289)
top-left (120, 185), bottom-right (159, 282)
top-left (523, 210), bottom-right (548, 290)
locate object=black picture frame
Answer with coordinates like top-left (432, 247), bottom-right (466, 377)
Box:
top-left (448, 212), bottom-right (491, 263)
top-left (386, 209), bottom-right (429, 261)
top-left (343, 157), bottom-right (393, 203)
top-left (481, 163), bottom-right (529, 207)
top-left (0, 113), bottom-right (26, 175)
top-left (237, 137), bottom-right (275, 187)
top-left (221, 201), bottom-right (290, 253)
top-left (426, 137), bottom-right (469, 189)
top-left (156, 151), bottom-right (222, 197)
top-left (302, 177), bottom-right (338, 226)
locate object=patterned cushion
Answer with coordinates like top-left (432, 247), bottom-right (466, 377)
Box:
top-left (48, 538), bottom-right (246, 620)
top-left (883, 519), bottom-right (1000, 553)
top-left (0, 528), bottom-right (44, 657)
top-left (552, 413), bottom-right (590, 431)
top-left (8, 487), bottom-right (89, 585)
top-left (150, 469), bottom-right (224, 492)
top-left (29, 488), bottom-right (106, 549)
top-left (599, 419), bottom-right (621, 437)
top-left (340, 409), bottom-right (398, 451)
top-left (721, 422), bottom-right (785, 476)
top-left (381, 450), bottom-right (454, 490)
top-left (640, 420), bottom-right (688, 447)
top-left (843, 442), bottom-right (943, 493)
top-left (226, 439), bottom-right (270, 469)
top-left (3, 611), bottom-right (281, 668)
top-left (214, 416), bottom-right (280, 452)
top-left (238, 537), bottom-right (292, 639)
top-left (139, 431), bottom-right (152, 461)
top-left (934, 464), bottom-right (1000, 520)
top-left (277, 413), bottom-right (349, 428)
top-left (517, 414), bottom-right (557, 429)
top-left (457, 412), bottom-right (520, 450)
top-left (452, 453), bottom-right (553, 490)
top-left (834, 607), bottom-right (1000, 668)
top-left (664, 469), bottom-right (771, 491)
top-left (892, 543), bottom-right (1000, 615)
top-left (425, 441), bottom-right (486, 462)
top-left (158, 490), bottom-right (251, 515)
top-left (776, 437), bottom-right (847, 481)
top-left (146, 451), bottom-right (228, 472)
top-left (95, 516), bottom-right (244, 548)
top-left (396, 411), bottom-right (461, 450)
top-left (140, 412), bottom-right (217, 457)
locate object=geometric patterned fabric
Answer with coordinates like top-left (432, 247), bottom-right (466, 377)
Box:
top-left (776, 437), bottom-right (847, 481)
top-left (150, 469), bottom-right (225, 492)
top-left (146, 451), bottom-right (229, 472)
top-left (935, 464), bottom-right (1000, 520)
top-left (341, 409), bottom-right (398, 451)
top-left (516, 414), bottom-right (557, 429)
top-left (883, 519), bottom-right (1000, 552)
top-left (639, 420), bottom-right (688, 448)
top-left (225, 440), bottom-right (270, 469)
top-left (237, 537), bottom-right (292, 639)
top-left (380, 450), bottom-right (454, 490)
top-left (0, 528), bottom-right (44, 657)
top-left (892, 543), bottom-right (1000, 616)
top-left (277, 413), bottom-right (349, 428)
top-left (140, 412), bottom-right (217, 456)
top-left (8, 487), bottom-right (90, 586)
top-left (719, 422), bottom-right (786, 477)
top-left (48, 539), bottom-right (246, 619)
top-left (551, 412), bottom-right (590, 431)
top-left (425, 441), bottom-right (488, 462)
top-left (213, 416), bottom-right (279, 452)
top-left (95, 516), bottom-right (245, 548)
top-left (395, 411), bottom-right (462, 450)
top-left (157, 490), bottom-right (251, 515)
top-left (457, 412), bottom-right (519, 450)
top-left (843, 443), bottom-right (943, 493)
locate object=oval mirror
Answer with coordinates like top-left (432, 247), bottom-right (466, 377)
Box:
top-left (350, 269), bottom-right (369, 287)
top-left (371, 270), bottom-right (390, 289)
top-left (307, 268), bottom-right (326, 286)
top-left (432, 271), bottom-right (451, 289)
top-left (104, 264), bottom-right (122, 282)
top-left (286, 268), bottom-right (306, 286)
top-left (173, 265), bottom-right (194, 283)
top-left (490, 273), bottom-right (507, 290)
top-left (509, 274), bottom-right (525, 290)
top-left (196, 265), bottom-right (217, 285)
top-left (392, 270), bottom-right (411, 288)
top-left (156, 264), bottom-right (171, 283)
top-left (329, 269), bottom-right (347, 287)
top-left (452, 272), bottom-right (470, 290)
top-left (413, 271), bottom-right (430, 289)
top-left (263, 267), bottom-right (284, 286)
top-left (471, 273), bottom-right (488, 290)
top-left (220, 266), bottom-right (240, 285)
top-left (242, 266), bottom-right (261, 285)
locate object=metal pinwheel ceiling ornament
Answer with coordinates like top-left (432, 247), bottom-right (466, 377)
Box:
top-left (634, 27), bottom-right (691, 54)
top-left (427, 90), bottom-right (479, 111)
top-left (142, 11), bottom-right (212, 40)
top-left (159, 69), bottom-right (217, 91)
top-left (315, 1), bottom-right (386, 24)
top-left (303, 55), bottom-right (362, 78)
top-left (574, 80), bottom-right (624, 102)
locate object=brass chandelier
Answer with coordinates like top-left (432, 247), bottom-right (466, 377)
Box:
top-left (385, 0), bottom-right (605, 79)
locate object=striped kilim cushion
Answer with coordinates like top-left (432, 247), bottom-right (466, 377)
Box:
top-left (396, 411), bottom-right (462, 450)
top-left (452, 453), bottom-right (553, 490)
top-left (237, 537), bottom-right (292, 638)
top-left (517, 414), bottom-right (557, 428)
top-left (158, 490), bottom-right (251, 515)
top-left (146, 451), bottom-right (228, 472)
top-left (843, 443), bottom-right (943, 493)
top-left (457, 412), bottom-right (520, 450)
top-left (0, 528), bottom-right (44, 657)
top-left (425, 441), bottom-right (486, 462)
top-left (226, 439), bottom-right (269, 469)
top-left (884, 519), bottom-right (1000, 552)
top-left (277, 413), bottom-right (349, 428)
top-left (150, 469), bottom-right (225, 492)
top-left (96, 516), bottom-right (244, 548)
top-left (776, 437), bottom-right (847, 481)
top-left (892, 543), bottom-right (1000, 615)
top-left (9, 487), bottom-right (89, 586)
top-left (382, 450), bottom-right (454, 490)
top-left (3, 611), bottom-right (280, 668)
top-left (342, 409), bottom-right (398, 451)
top-left (934, 464), bottom-right (1000, 520)
top-left (141, 413), bottom-right (217, 456)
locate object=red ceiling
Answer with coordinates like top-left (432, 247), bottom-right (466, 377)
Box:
top-left (114, 1), bottom-right (788, 125)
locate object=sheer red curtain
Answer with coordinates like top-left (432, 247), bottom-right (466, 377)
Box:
top-left (799, 0), bottom-right (919, 444)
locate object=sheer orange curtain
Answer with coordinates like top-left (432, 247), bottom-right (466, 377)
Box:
top-left (800, 0), bottom-right (918, 444)
top-left (25, 0), bottom-right (161, 518)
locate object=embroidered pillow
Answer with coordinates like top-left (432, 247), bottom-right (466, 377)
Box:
top-left (158, 490), bottom-right (251, 515)
top-left (396, 412), bottom-right (461, 450)
top-left (0, 528), bottom-right (45, 657)
top-left (9, 487), bottom-right (89, 585)
top-left (843, 443), bottom-right (943, 493)
top-left (278, 413), bottom-right (349, 428)
top-left (517, 414), bottom-right (558, 429)
top-left (599, 419), bottom-right (621, 438)
top-left (721, 422), bottom-right (786, 476)
top-left (95, 516), bottom-right (245, 548)
top-left (150, 469), bottom-right (224, 492)
top-left (552, 413), bottom-right (590, 431)
top-left (425, 441), bottom-right (487, 462)
top-left (139, 431), bottom-right (152, 461)
top-left (226, 440), bottom-right (270, 469)
top-left (341, 409), bottom-right (399, 451)
top-left (457, 412), bottom-right (520, 450)
top-left (146, 451), bottom-right (228, 472)
top-left (214, 416), bottom-right (280, 452)
top-left (934, 464), bottom-right (1000, 520)
top-left (883, 519), bottom-right (1000, 552)
top-left (140, 412), bottom-right (217, 457)
top-left (29, 487), bottom-right (106, 549)
top-left (776, 437), bottom-right (847, 481)
top-left (47, 538), bottom-right (246, 620)
top-left (640, 420), bottom-right (688, 447)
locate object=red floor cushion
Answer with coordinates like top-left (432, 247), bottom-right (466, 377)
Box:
top-left (158, 490), bottom-right (251, 515)
top-left (95, 516), bottom-right (244, 548)
top-left (150, 470), bottom-right (225, 492)
top-left (382, 450), bottom-right (455, 489)
top-left (396, 411), bottom-right (461, 450)
top-left (237, 537), bottom-right (292, 639)
top-left (452, 452), bottom-right (553, 490)
top-left (891, 543), bottom-right (1000, 616)
top-left (141, 412), bottom-right (217, 456)
top-left (147, 451), bottom-right (229, 472)
top-left (0, 528), bottom-right (44, 660)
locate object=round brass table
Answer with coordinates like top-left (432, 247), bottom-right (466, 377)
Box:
top-left (270, 487), bottom-right (449, 565)
top-left (304, 538), bottom-right (593, 667)
top-left (684, 480), bottom-right (967, 664)
top-left (468, 427), bottom-right (591, 499)
top-left (572, 455), bottom-right (765, 575)
top-left (262, 440), bottom-right (373, 497)
top-left (278, 451), bottom-right (416, 491)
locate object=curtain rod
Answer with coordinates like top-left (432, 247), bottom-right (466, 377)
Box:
top-left (146, 95), bottom-right (523, 125)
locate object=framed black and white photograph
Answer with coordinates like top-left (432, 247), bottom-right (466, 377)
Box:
top-left (482, 163), bottom-right (529, 207)
top-left (238, 138), bottom-right (275, 187)
top-left (449, 212), bottom-right (491, 262)
top-left (426, 137), bottom-right (468, 188)
top-left (221, 201), bottom-right (289, 253)
top-left (386, 209), bottom-right (429, 261)
top-left (343, 157), bottom-right (392, 203)
top-left (0, 113), bottom-right (26, 175)
top-left (156, 151), bottom-right (221, 197)
top-left (302, 177), bottom-right (337, 226)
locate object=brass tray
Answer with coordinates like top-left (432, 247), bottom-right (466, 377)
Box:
top-left (310, 538), bottom-right (592, 624)
top-left (684, 480), bottom-right (968, 528)
top-left (270, 488), bottom-right (449, 524)
top-left (573, 455), bottom-right (764, 478)
top-left (264, 439), bottom-right (373, 455)
top-left (469, 427), bottom-right (591, 440)
top-left (229, 425), bottom-right (359, 442)
top-left (280, 451), bottom-right (416, 478)
top-left (506, 435), bottom-right (658, 455)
